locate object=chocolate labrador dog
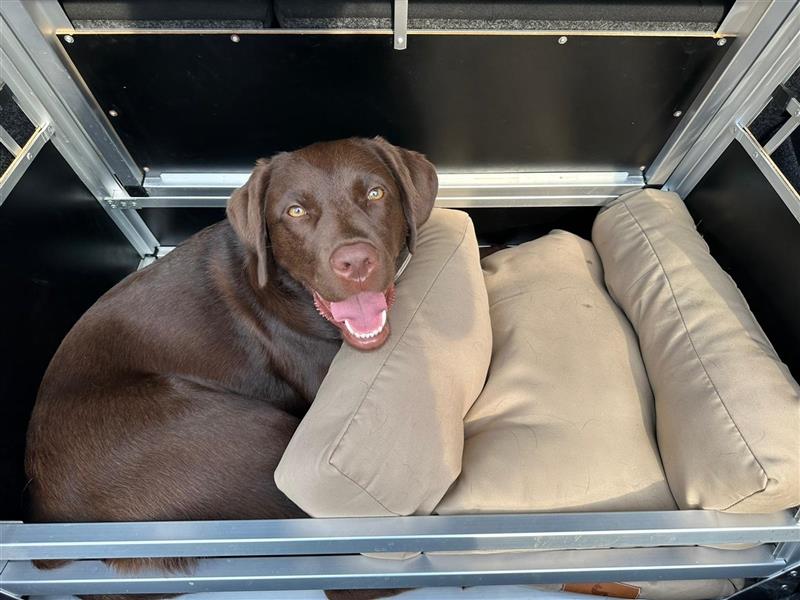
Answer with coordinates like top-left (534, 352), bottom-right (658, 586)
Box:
top-left (25, 137), bottom-right (438, 599)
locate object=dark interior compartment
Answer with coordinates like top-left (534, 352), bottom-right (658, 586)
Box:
top-left (685, 142), bottom-right (800, 380)
top-left (0, 143), bottom-right (140, 520)
top-left (59, 33), bottom-right (729, 175)
top-left (274, 0), bottom-right (734, 30)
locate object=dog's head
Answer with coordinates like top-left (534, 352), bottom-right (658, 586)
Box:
top-left (227, 137), bottom-right (438, 350)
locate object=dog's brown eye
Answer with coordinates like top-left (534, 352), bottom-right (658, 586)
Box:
top-left (287, 205), bottom-right (307, 218)
top-left (367, 187), bottom-right (385, 201)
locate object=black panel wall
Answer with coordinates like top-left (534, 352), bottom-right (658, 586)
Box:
top-left (0, 144), bottom-right (140, 520)
top-left (60, 33), bottom-right (729, 174)
top-left (685, 142), bottom-right (800, 379)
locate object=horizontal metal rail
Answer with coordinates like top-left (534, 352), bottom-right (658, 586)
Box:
top-left (3, 510), bottom-right (799, 561)
top-left (132, 171), bottom-right (645, 209)
top-left (0, 546), bottom-right (784, 595)
top-left (57, 29), bottom-right (722, 37)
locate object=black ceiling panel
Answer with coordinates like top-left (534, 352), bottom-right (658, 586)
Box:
top-left (61, 32), bottom-right (729, 174)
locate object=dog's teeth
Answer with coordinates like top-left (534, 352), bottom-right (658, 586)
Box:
top-left (344, 315), bottom-right (386, 341)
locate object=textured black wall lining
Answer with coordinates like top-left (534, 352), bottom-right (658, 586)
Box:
top-left (275, 0), bottom-right (731, 30)
top-left (0, 86), bottom-right (35, 147)
top-left (59, 0), bottom-right (731, 30)
top-left (0, 143), bottom-right (139, 520)
top-left (60, 0), bottom-right (274, 25)
top-left (750, 67), bottom-right (800, 145)
top-left (685, 142), bottom-right (800, 380)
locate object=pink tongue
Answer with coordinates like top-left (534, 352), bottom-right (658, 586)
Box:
top-left (329, 291), bottom-right (388, 334)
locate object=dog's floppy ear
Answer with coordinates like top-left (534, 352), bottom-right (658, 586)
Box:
top-left (227, 159), bottom-right (272, 288)
top-left (371, 136), bottom-right (438, 253)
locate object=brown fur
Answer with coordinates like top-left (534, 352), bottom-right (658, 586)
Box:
top-left (25, 138), bottom-right (437, 600)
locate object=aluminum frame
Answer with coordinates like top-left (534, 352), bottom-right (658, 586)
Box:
top-left (664, 0), bottom-right (800, 197)
top-left (1, 511), bottom-right (798, 596)
top-left (0, 0), bottom-right (158, 257)
top-left (4, 510), bottom-right (798, 561)
top-left (0, 124), bottom-right (54, 206)
top-left (646, 0), bottom-right (791, 185)
top-left (734, 123), bottom-right (800, 223)
top-left (0, 547), bottom-right (785, 596)
top-left (137, 171), bottom-right (645, 209)
top-left (763, 97), bottom-right (800, 155)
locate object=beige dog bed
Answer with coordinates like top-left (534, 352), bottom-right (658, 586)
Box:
top-left (277, 191), bottom-right (800, 600)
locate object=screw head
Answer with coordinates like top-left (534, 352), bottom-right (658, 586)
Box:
top-left (673, 110), bottom-right (683, 117)
top-left (780, 584), bottom-right (789, 591)
top-left (230, 34), bottom-right (240, 43)
top-left (397, 36), bottom-right (404, 44)
top-left (63, 34), bottom-right (75, 44)
top-left (717, 38), bottom-right (727, 46)
top-left (639, 165), bottom-right (646, 171)
top-left (558, 36), bottom-right (568, 45)
top-left (143, 166), bottom-right (151, 173)
top-left (108, 109), bottom-right (119, 117)
top-left (790, 570), bottom-right (798, 577)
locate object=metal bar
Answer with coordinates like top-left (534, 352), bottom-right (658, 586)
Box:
top-left (393, 0), bottom-right (408, 49)
top-left (716, 0), bottom-right (771, 36)
top-left (735, 123), bottom-right (800, 224)
top-left (646, 0), bottom-right (788, 185)
top-left (0, 546), bottom-right (784, 595)
top-left (764, 97), bottom-right (800, 155)
top-left (139, 171), bottom-right (645, 208)
top-left (0, 124), bottom-right (52, 205)
top-left (0, 124), bottom-right (23, 155)
top-left (3, 510), bottom-right (799, 561)
top-left (120, 195), bottom-right (627, 209)
top-left (0, 8), bottom-right (158, 256)
top-left (54, 29), bottom-right (719, 38)
top-left (1, 0), bottom-right (142, 187)
top-left (666, 2), bottom-right (800, 197)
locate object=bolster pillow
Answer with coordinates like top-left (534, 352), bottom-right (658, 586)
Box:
top-left (592, 189), bottom-right (800, 512)
top-left (275, 208), bottom-right (492, 516)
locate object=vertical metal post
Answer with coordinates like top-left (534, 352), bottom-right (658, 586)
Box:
top-left (394, 0), bottom-right (409, 50)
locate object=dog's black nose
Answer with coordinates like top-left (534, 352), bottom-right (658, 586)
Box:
top-left (330, 242), bottom-right (379, 282)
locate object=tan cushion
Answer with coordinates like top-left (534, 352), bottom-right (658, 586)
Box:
top-left (592, 189), bottom-right (800, 512)
top-left (275, 208), bottom-right (491, 517)
top-left (437, 230), bottom-right (675, 514)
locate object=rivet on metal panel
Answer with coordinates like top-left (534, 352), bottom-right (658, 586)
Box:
top-left (63, 34), bottom-right (74, 44)
top-left (558, 36), bottom-right (568, 45)
top-left (780, 584), bottom-right (790, 590)
top-left (108, 109), bottom-right (119, 117)
top-left (790, 570), bottom-right (798, 577)
top-left (717, 38), bottom-right (727, 46)
top-left (230, 34), bottom-right (240, 43)
top-left (143, 166), bottom-right (150, 173)
top-left (673, 110), bottom-right (683, 117)
top-left (639, 165), bottom-right (646, 171)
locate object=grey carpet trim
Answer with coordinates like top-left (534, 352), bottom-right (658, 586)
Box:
top-left (72, 19), bottom-right (267, 30)
top-left (278, 17), bottom-right (716, 31)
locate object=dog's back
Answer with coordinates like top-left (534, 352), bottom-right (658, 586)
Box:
top-left (25, 221), bottom-right (327, 526)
